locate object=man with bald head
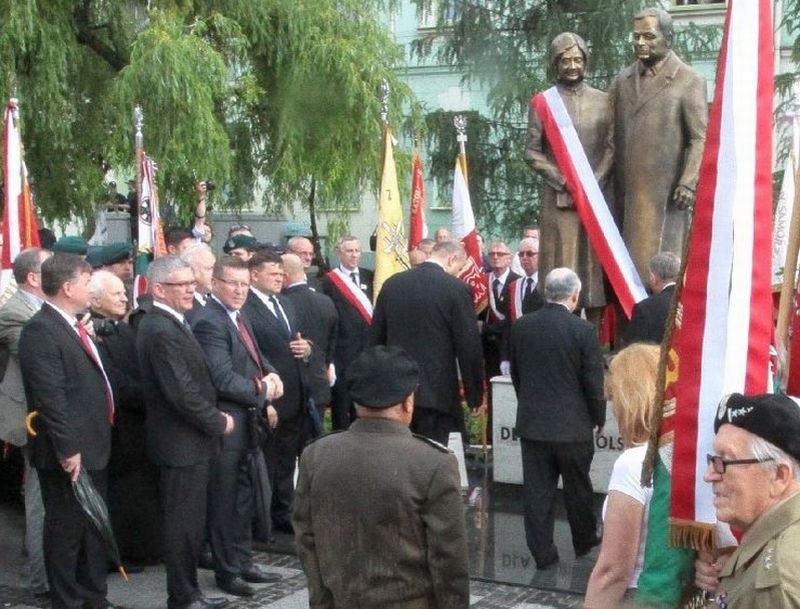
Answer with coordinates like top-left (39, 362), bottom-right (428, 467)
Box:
top-left (281, 252), bottom-right (338, 417)
top-left (286, 236), bottom-right (321, 290)
top-left (372, 240), bottom-right (484, 444)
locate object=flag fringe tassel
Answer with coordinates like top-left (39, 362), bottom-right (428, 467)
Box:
top-left (668, 519), bottom-right (715, 553)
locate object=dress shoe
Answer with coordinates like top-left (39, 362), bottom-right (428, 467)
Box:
top-left (240, 565), bottom-right (282, 584)
top-left (574, 535), bottom-right (602, 558)
top-left (535, 549), bottom-right (560, 570)
top-left (215, 575), bottom-right (255, 597)
top-left (198, 550), bottom-right (215, 570)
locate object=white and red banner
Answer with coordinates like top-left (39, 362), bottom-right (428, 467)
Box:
top-left (133, 153), bottom-right (166, 305)
top-left (452, 156), bottom-right (488, 312)
top-left (408, 151), bottom-right (428, 250)
top-left (532, 88), bottom-right (646, 317)
top-left (2, 99), bottom-right (40, 296)
top-left (665, 0), bottom-right (773, 541)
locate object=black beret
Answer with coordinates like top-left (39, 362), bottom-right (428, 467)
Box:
top-left (52, 235), bottom-right (88, 255)
top-left (99, 242), bottom-right (133, 266)
top-left (346, 346), bottom-right (420, 409)
top-left (223, 234), bottom-right (258, 253)
top-left (715, 393), bottom-right (800, 462)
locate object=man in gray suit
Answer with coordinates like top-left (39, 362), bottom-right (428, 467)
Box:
top-left (0, 247), bottom-right (52, 595)
top-left (609, 6), bottom-right (708, 282)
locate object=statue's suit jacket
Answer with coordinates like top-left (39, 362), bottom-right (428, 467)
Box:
top-left (609, 50), bottom-right (707, 282)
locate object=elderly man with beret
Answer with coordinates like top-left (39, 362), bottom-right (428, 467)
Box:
top-left (292, 345), bottom-right (469, 609)
top-left (696, 393), bottom-right (800, 607)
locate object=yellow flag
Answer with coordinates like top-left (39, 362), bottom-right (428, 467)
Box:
top-left (373, 125), bottom-right (409, 300)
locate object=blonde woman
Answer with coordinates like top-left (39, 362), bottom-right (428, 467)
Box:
top-left (584, 344), bottom-right (660, 608)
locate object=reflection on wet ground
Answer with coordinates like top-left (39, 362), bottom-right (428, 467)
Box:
top-left (463, 451), bottom-right (605, 595)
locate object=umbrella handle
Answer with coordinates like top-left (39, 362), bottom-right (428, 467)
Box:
top-left (118, 565), bottom-right (129, 581)
top-left (25, 411), bottom-right (38, 437)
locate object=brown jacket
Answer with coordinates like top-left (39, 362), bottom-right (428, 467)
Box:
top-left (293, 417), bottom-right (469, 609)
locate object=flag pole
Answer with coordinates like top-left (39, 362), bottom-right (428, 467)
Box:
top-left (454, 114), bottom-right (488, 453)
top-left (134, 106), bottom-right (143, 247)
top-left (776, 93), bottom-right (800, 387)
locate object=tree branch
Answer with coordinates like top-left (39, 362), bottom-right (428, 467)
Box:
top-left (73, 2), bottom-right (129, 72)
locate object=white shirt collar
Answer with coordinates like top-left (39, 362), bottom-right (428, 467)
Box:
top-left (153, 300), bottom-right (187, 325)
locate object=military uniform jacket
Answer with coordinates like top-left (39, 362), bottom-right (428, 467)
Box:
top-left (293, 418), bottom-right (469, 609)
top-left (717, 491), bottom-right (800, 608)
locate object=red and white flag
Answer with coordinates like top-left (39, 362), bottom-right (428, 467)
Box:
top-left (451, 156), bottom-right (488, 312)
top-left (2, 99), bottom-right (40, 296)
top-left (665, 0), bottom-right (773, 545)
top-left (408, 151), bottom-right (428, 250)
top-left (532, 88), bottom-right (646, 317)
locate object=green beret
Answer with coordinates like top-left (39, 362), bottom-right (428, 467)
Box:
top-left (52, 235), bottom-right (88, 255)
top-left (223, 234), bottom-right (258, 253)
top-left (85, 246), bottom-right (104, 268)
top-left (98, 242), bottom-right (133, 266)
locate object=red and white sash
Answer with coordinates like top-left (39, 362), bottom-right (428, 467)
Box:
top-left (532, 87), bottom-right (647, 317)
top-left (326, 268), bottom-right (373, 324)
top-left (508, 279), bottom-right (522, 323)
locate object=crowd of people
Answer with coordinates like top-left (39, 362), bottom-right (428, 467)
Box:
top-left (2, 5), bottom-right (799, 607)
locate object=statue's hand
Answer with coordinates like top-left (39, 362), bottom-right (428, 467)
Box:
top-left (673, 185), bottom-right (695, 211)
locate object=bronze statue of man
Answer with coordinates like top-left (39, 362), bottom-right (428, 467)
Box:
top-left (608, 7), bottom-right (708, 282)
top-left (524, 32), bottom-right (612, 323)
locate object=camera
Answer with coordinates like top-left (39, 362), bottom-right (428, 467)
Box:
top-left (204, 180), bottom-right (216, 192)
top-left (92, 318), bottom-right (117, 337)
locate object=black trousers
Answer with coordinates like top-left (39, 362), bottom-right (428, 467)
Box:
top-left (160, 462), bottom-right (209, 608)
top-left (520, 438), bottom-right (597, 564)
top-left (329, 377), bottom-right (356, 430)
top-left (38, 468), bottom-right (108, 609)
top-left (410, 406), bottom-right (464, 446)
top-left (207, 449), bottom-right (253, 581)
top-left (266, 414), bottom-right (308, 528)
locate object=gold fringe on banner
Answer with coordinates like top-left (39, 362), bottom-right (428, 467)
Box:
top-left (668, 518), bottom-right (716, 553)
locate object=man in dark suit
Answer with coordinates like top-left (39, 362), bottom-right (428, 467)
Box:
top-left (244, 249), bottom-right (312, 534)
top-left (626, 251), bottom-right (680, 345)
top-left (481, 241), bottom-right (519, 381)
top-left (372, 240), bottom-right (484, 445)
top-left (136, 255), bottom-right (233, 609)
top-left (293, 346), bottom-right (469, 608)
top-left (18, 253), bottom-right (113, 609)
top-left (320, 235), bottom-right (373, 430)
top-left (281, 253), bottom-right (338, 414)
top-left (192, 256), bottom-right (283, 596)
top-left (89, 270), bottom-right (162, 565)
top-left (510, 267), bottom-right (605, 570)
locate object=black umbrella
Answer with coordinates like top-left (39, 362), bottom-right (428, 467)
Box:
top-left (245, 408), bottom-right (273, 542)
top-left (72, 467), bottom-right (128, 581)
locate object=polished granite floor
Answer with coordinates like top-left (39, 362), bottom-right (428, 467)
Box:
top-left (461, 452), bottom-right (605, 595)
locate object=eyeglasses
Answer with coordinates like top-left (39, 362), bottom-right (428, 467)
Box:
top-left (519, 251), bottom-right (539, 258)
top-left (706, 453), bottom-right (775, 474)
top-left (488, 251), bottom-right (510, 257)
top-left (161, 280), bottom-right (197, 289)
top-left (214, 277), bottom-right (250, 290)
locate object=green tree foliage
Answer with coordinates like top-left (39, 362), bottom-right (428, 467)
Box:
top-left (0, 0), bottom-right (419, 226)
top-left (409, 0), bottom-right (740, 239)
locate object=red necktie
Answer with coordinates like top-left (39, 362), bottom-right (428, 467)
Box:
top-left (236, 312), bottom-right (263, 376)
top-left (75, 322), bottom-right (115, 424)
